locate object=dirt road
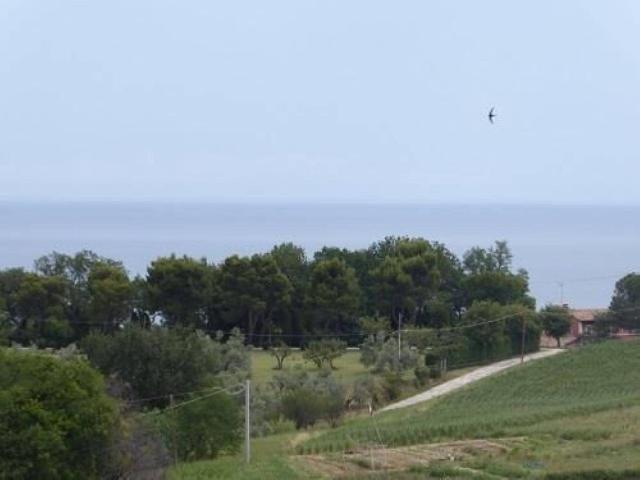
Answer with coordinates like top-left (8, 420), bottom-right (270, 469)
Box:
top-left (379, 349), bottom-right (565, 413)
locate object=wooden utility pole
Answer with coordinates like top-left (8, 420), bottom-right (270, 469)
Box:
top-left (397, 311), bottom-right (402, 362)
top-left (520, 316), bottom-right (527, 364)
top-left (169, 394), bottom-right (178, 465)
top-left (244, 379), bottom-right (251, 464)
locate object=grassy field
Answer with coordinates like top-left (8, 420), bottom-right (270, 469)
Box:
top-left (299, 339), bottom-right (640, 478)
top-left (168, 433), bottom-right (314, 480)
top-left (250, 349), bottom-right (369, 385)
top-left (171, 340), bottom-right (640, 479)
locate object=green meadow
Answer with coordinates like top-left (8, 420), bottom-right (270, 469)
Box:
top-left (172, 340), bottom-right (640, 479)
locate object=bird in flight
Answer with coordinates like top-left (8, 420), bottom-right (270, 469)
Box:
top-left (488, 107), bottom-right (496, 124)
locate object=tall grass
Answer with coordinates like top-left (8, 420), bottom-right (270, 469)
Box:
top-left (301, 340), bottom-right (640, 454)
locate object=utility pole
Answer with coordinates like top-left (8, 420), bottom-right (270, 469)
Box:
top-left (520, 316), bottom-right (527, 364)
top-left (169, 394), bottom-right (178, 465)
top-left (397, 311), bottom-right (402, 362)
top-left (559, 281), bottom-right (565, 305)
top-left (244, 379), bottom-right (251, 464)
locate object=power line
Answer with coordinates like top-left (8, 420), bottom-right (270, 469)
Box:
top-left (141, 383), bottom-right (245, 417)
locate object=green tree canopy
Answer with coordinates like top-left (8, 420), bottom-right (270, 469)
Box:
top-left (0, 348), bottom-right (119, 480)
top-left (219, 254), bottom-right (292, 342)
top-left (609, 273), bottom-right (640, 329)
top-left (14, 274), bottom-right (71, 348)
top-left (372, 238), bottom-right (441, 327)
top-left (306, 258), bottom-right (360, 334)
top-left (540, 304), bottom-right (572, 346)
top-left (87, 262), bottom-right (133, 332)
top-left (80, 326), bottom-right (246, 407)
top-left (146, 254), bottom-right (211, 328)
top-left (462, 241), bottom-right (534, 308)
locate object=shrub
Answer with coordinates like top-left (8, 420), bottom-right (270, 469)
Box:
top-left (360, 334), bottom-right (419, 374)
top-left (414, 365), bottom-right (431, 386)
top-left (269, 341), bottom-right (291, 370)
top-left (0, 348), bottom-right (120, 480)
top-left (351, 375), bottom-right (386, 410)
top-left (429, 365), bottom-right (443, 379)
top-left (281, 388), bottom-right (329, 428)
top-left (158, 390), bottom-right (242, 461)
top-left (81, 326), bottom-right (248, 407)
top-left (255, 368), bottom-right (346, 431)
top-left (303, 339), bottom-right (347, 369)
top-left (381, 372), bottom-right (405, 400)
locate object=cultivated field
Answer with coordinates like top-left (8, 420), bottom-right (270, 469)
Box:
top-left (171, 340), bottom-right (640, 479)
top-left (300, 339), bottom-right (640, 478)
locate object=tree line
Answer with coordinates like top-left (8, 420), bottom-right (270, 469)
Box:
top-left (0, 238), bottom-right (535, 348)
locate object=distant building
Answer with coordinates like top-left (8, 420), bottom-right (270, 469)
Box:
top-left (540, 307), bottom-right (606, 347)
top-left (568, 308), bottom-right (607, 337)
top-left (540, 306), bottom-right (637, 347)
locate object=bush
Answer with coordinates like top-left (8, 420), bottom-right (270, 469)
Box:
top-left (281, 388), bottom-right (330, 428)
top-left (269, 342), bottom-right (291, 370)
top-left (254, 368), bottom-right (346, 431)
top-left (381, 372), bottom-right (405, 400)
top-left (158, 390), bottom-right (242, 461)
top-left (81, 326), bottom-right (248, 407)
top-left (360, 334), bottom-right (419, 374)
top-left (303, 339), bottom-right (347, 369)
top-left (414, 365), bottom-right (431, 386)
top-left (0, 348), bottom-right (120, 480)
top-left (351, 375), bottom-right (386, 411)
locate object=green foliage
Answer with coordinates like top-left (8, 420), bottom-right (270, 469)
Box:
top-left (358, 315), bottom-right (390, 335)
top-left (159, 391), bottom-right (242, 461)
top-left (255, 368), bottom-right (345, 431)
top-left (303, 340), bottom-right (640, 453)
top-left (146, 254), bottom-right (211, 328)
top-left (219, 254), bottom-right (292, 340)
top-left (350, 374), bottom-right (387, 410)
top-left (269, 341), bottom-right (291, 370)
top-left (413, 365), bottom-right (431, 386)
top-left (609, 273), bottom-right (640, 329)
top-left (306, 258), bottom-right (360, 334)
top-left (302, 338), bottom-right (347, 369)
top-left (81, 326), bottom-right (248, 407)
top-left (87, 262), bottom-right (133, 332)
top-left (360, 333), bottom-right (419, 374)
top-left (372, 238), bottom-right (441, 324)
top-left (462, 301), bottom-right (539, 363)
top-left (281, 388), bottom-right (332, 429)
top-left (13, 273), bottom-right (72, 348)
top-left (0, 305), bottom-right (10, 346)
top-left (0, 348), bottom-right (119, 480)
top-left (540, 304), bottom-right (572, 346)
top-left (463, 240), bottom-right (512, 274)
top-left (286, 374), bottom-right (344, 428)
top-left (463, 241), bottom-right (534, 308)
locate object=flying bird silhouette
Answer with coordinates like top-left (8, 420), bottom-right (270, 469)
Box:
top-left (488, 107), bottom-right (496, 124)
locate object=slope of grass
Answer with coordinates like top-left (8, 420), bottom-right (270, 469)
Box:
top-left (168, 433), bottom-right (315, 480)
top-left (250, 349), bottom-right (368, 385)
top-left (301, 340), bottom-right (640, 454)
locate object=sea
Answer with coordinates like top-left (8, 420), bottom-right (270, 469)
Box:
top-left (1, 202), bottom-right (638, 309)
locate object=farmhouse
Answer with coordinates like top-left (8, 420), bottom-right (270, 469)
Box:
top-left (540, 307), bottom-right (606, 347)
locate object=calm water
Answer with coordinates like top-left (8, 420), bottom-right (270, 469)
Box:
top-left (1, 202), bottom-right (639, 308)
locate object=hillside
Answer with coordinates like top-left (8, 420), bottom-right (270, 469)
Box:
top-left (171, 340), bottom-right (640, 479)
top-left (296, 339), bottom-right (640, 478)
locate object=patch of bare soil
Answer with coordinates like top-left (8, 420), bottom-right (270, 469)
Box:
top-left (294, 438), bottom-right (522, 478)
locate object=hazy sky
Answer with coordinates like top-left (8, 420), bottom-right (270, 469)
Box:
top-left (1, 1), bottom-right (640, 203)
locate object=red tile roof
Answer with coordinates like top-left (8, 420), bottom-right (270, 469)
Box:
top-left (571, 309), bottom-right (607, 322)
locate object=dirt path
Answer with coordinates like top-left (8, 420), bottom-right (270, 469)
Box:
top-left (380, 348), bottom-right (565, 413)
top-left (295, 438), bottom-right (523, 478)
